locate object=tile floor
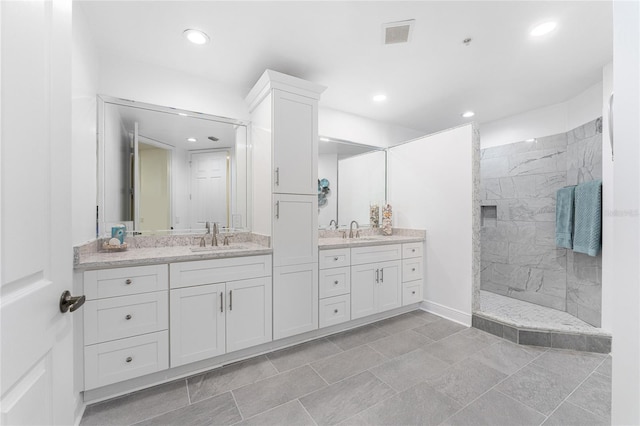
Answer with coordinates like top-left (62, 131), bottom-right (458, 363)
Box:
top-left (80, 310), bottom-right (612, 426)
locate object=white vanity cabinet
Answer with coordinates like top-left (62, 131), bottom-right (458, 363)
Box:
top-left (351, 259), bottom-right (402, 320)
top-left (401, 242), bottom-right (424, 305)
top-left (318, 248), bottom-right (351, 328)
top-left (273, 263), bottom-right (318, 339)
top-left (273, 194), bottom-right (318, 267)
top-left (83, 265), bottom-right (169, 390)
top-left (169, 256), bottom-right (272, 367)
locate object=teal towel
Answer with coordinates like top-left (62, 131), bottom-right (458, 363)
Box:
top-left (573, 179), bottom-right (602, 256)
top-left (555, 186), bottom-right (575, 249)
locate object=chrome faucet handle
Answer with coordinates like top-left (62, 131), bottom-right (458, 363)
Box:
top-left (356, 230), bottom-right (360, 238)
top-left (223, 236), bottom-right (231, 246)
top-left (205, 221), bottom-right (211, 234)
top-left (199, 236), bottom-right (206, 247)
top-left (341, 231), bottom-right (346, 239)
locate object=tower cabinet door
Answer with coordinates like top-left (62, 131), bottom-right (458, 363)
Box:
top-left (272, 89), bottom-right (317, 195)
top-left (273, 263), bottom-right (319, 340)
top-left (377, 260), bottom-right (402, 313)
top-left (273, 194), bottom-right (318, 267)
top-left (226, 277), bottom-right (273, 353)
top-left (170, 283), bottom-right (226, 367)
top-left (351, 264), bottom-right (377, 320)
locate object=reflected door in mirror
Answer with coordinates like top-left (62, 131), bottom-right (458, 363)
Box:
top-left (190, 151), bottom-right (229, 229)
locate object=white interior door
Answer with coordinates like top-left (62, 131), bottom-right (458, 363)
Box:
top-left (189, 151), bottom-right (228, 229)
top-left (1, 1), bottom-right (76, 424)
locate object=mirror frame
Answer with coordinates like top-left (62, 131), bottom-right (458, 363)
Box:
top-left (96, 95), bottom-right (251, 237)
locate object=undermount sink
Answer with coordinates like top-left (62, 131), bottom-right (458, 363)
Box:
top-left (190, 245), bottom-right (248, 252)
top-left (352, 236), bottom-right (384, 241)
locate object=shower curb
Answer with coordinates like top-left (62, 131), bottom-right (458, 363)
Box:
top-left (472, 313), bottom-right (612, 354)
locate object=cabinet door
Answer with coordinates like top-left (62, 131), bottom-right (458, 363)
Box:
top-left (377, 260), bottom-right (402, 313)
top-left (273, 194), bottom-right (318, 266)
top-left (226, 277), bottom-right (273, 353)
top-left (273, 263), bottom-right (318, 340)
top-left (272, 89), bottom-right (317, 195)
top-left (170, 283), bottom-right (226, 367)
top-left (351, 264), bottom-right (377, 320)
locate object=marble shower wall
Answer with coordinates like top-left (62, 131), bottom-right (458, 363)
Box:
top-left (480, 118), bottom-right (602, 326)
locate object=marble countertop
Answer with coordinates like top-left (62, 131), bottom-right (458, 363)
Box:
top-left (75, 243), bottom-right (272, 270)
top-left (318, 235), bottom-right (425, 250)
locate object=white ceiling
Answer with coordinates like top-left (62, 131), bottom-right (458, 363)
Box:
top-left (79, 1), bottom-right (612, 134)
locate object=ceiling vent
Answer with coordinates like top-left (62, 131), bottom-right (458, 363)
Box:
top-left (382, 20), bottom-right (414, 45)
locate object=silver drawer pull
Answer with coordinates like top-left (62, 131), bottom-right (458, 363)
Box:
top-left (412, 249), bottom-right (416, 252)
top-left (126, 357), bottom-right (133, 363)
top-left (412, 291), bottom-right (416, 295)
top-left (125, 279), bottom-right (132, 285)
top-left (334, 309), bottom-right (339, 314)
top-left (412, 268), bottom-right (416, 272)
top-left (334, 257), bottom-right (339, 261)
top-left (125, 314), bottom-right (132, 320)
top-left (334, 280), bottom-right (339, 285)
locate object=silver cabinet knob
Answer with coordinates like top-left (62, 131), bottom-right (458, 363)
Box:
top-left (334, 280), bottom-right (339, 285)
top-left (412, 291), bottom-right (416, 295)
top-left (126, 357), bottom-right (133, 363)
top-left (412, 249), bottom-right (416, 252)
top-left (334, 309), bottom-right (338, 314)
top-left (125, 279), bottom-right (132, 285)
top-left (412, 268), bottom-right (416, 272)
top-left (334, 257), bottom-right (339, 261)
top-left (125, 314), bottom-right (132, 320)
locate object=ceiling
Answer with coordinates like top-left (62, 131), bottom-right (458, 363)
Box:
top-left (79, 1), bottom-right (612, 134)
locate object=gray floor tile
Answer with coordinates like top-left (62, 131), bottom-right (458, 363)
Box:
top-left (368, 329), bottom-right (432, 358)
top-left (495, 363), bottom-right (580, 415)
top-left (443, 390), bottom-right (546, 426)
top-left (422, 332), bottom-right (492, 365)
top-left (413, 320), bottom-right (467, 341)
top-left (134, 392), bottom-right (240, 426)
top-left (595, 356), bottom-right (612, 378)
top-left (359, 382), bottom-right (461, 426)
top-left (232, 365), bottom-right (326, 419)
top-left (336, 414), bottom-right (369, 425)
top-left (543, 401), bottom-right (609, 426)
top-left (326, 324), bottom-right (389, 351)
top-left (532, 348), bottom-right (606, 381)
top-left (369, 348), bottom-right (450, 392)
top-left (299, 371), bottom-right (395, 425)
top-left (311, 344), bottom-right (387, 384)
top-left (235, 400), bottom-right (315, 426)
top-left (267, 338), bottom-right (342, 372)
top-left (567, 373), bottom-right (612, 419)
top-left (409, 309), bottom-right (441, 323)
top-left (187, 355), bottom-right (278, 403)
top-left (457, 327), bottom-right (504, 345)
top-left (372, 312), bottom-right (427, 335)
top-left (81, 380), bottom-right (189, 426)
top-left (428, 358), bottom-right (507, 405)
top-left (472, 341), bottom-right (545, 375)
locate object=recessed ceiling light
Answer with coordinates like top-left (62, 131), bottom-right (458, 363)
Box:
top-left (462, 111), bottom-right (475, 118)
top-left (187, 137), bottom-right (197, 143)
top-left (178, 113), bottom-right (188, 117)
top-left (319, 137), bottom-right (330, 142)
top-left (525, 138), bottom-right (537, 142)
top-left (530, 21), bottom-right (557, 37)
top-left (183, 29), bottom-right (210, 45)
top-left (373, 94), bottom-right (387, 102)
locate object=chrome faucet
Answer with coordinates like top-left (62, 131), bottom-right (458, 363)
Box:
top-left (212, 222), bottom-right (219, 247)
top-left (329, 219), bottom-right (337, 229)
top-left (349, 220), bottom-right (359, 238)
top-left (199, 221), bottom-right (211, 247)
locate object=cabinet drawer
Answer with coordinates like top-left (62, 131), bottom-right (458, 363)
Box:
top-left (84, 331), bottom-right (169, 390)
top-left (319, 295), bottom-right (351, 328)
top-left (319, 267), bottom-right (350, 298)
top-left (402, 258), bottom-right (423, 282)
top-left (403, 280), bottom-right (423, 306)
top-left (351, 244), bottom-right (401, 266)
top-left (170, 255), bottom-right (272, 289)
top-left (84, 265), bottom-right (168, 299)
top-left (84, 292), bottom-right (168, 345)
top-left (402, 243), bottom-right (423, 259)
top-left (319, 248), bottom-right (350, 269)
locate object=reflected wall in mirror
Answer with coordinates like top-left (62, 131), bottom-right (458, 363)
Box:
top-left (97, 96), bottom-right (249, 236)
top-left (318, 137), bottom-right (386, 228)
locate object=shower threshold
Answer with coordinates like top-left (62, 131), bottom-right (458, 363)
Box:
top-left (474, 290), bottom-right (611, 353)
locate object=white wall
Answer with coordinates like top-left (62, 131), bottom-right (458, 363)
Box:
top-left (72, 6), bottom-right (99, 245)
top-left (319, 107), bottom-right (424, 148)
top-left (388, 125), bottom-right (475, 325)
top-left (601, 62), bottom-right (613, 332)
top-left (318, 154), bottom-right (337, 227)
top-left (480, 81), bottom-right (604, 149)
top-left (611, 1), bottom-right (640, 423)
top-left (338, 151), bottom-right (386, 227)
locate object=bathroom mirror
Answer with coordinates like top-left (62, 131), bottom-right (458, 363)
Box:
top-left (97, 96), bottom-right (249, 236)
top-left (318, 136), bottom-right (387, 228)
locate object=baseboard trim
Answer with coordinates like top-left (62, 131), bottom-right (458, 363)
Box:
top-left (420, 300), bottom-right (472, 326)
